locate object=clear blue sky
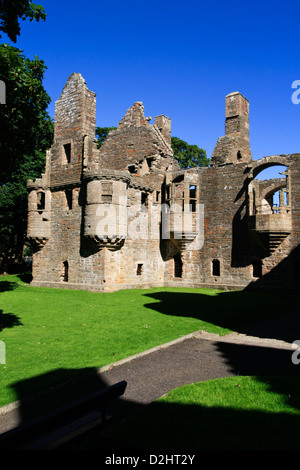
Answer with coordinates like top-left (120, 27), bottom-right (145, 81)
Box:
top-left (3, 0), bottom-right (300, 179)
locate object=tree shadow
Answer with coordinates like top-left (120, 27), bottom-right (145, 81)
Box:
top-left (0, 310), bottom-right (22, 331)
top-left (142, 289), bottom-right (300, 343)
top-left (17, 272), bottom-right (32, 284)
top-left (0, 280), bottom-right (18, 292)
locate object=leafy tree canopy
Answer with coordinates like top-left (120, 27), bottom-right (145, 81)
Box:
top-left (0, 44), bottom-right (53, 269)
top-left (96, 126), bottom-right (117, 148)
top-left (171, 136), bottom-right (210, 169)
top-left (0, 0), bottom-right (46, 43)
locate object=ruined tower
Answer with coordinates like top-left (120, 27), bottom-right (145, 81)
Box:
top-left (211, 91), bottom-right (252, 165)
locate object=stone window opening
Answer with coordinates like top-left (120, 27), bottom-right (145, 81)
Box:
top-left (156, 191), bottom-right (160, 203)
top-left (146, 157), bottom-right (155, 170)
top-left (212, 259), bottom-right (220, 277)
top-left (65, 189), bottom-right (73, 210)
top-left (37, 191), bottom-right (45, 212)
top-left (189, 185), bottom-right (197, 212)
top-left (61, 261), bottom-right (69, 282)
top-left (137, 263), bottom-right (143, 275)
top-left (128, 165), bottom-right (137, 174)
top-left (63, 143), bottom-right (71, 164)
top-left (252, 260), bottom-right (262, 278)
top-left (237, 150), bottom-right (242, 160)
top-left (174, 255), bottom-right (183, 278)
top-left (141, 192), bottom-right (148, 207)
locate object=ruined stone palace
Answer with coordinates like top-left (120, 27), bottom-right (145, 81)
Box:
top-left (27, 73), bottom-right (300, 292)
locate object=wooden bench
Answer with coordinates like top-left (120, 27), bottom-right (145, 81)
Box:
top-left (0, 380), bottom-right (127, 450)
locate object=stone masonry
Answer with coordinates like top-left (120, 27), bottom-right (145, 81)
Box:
top-left (27, 73), bottom-right (300, 292)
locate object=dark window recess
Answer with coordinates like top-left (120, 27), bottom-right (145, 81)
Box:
top-left (65, 189), bottom-right (73, 210)
top-left (37, 192), bottom-right (45, 211)
top-left (174, 255), bottom-right (183, 278)
top-left (252, 260), bottom-right (263, 278)
top-left (63, 261), bottom-right (69, 282)
top-left (147, 157), bottom-right (155, 170)
top-left (156, 191), bottom-right (160, 202)
top-left (64, 143), bottom-right (71, 163)
top-left (190, 200), bottom-right (196, 212)
top-left (212, 259), bottom-right (220, 276)
top-left (237, 150), bottom-right (242, 160)
top-left (128, 165), bottom-right (136, 174)
top-left (137, 264), bottom-right (143, 275)
top-left (141, 192), bottom-right (148, 206)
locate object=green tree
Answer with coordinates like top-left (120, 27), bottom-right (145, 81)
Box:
top-left (0, 0), bottom-right (46, 43)
top-left (96, 126), bottom-right (117, 148)
top-left (171, 136), bottom-right (210, 169)
top-left (0, 44), bottom-right (53, 271)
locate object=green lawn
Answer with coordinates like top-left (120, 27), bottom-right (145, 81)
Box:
top-left (0, 273), bottom-right (299, 407)
top-left (103, 376), bottom-right (300, 451)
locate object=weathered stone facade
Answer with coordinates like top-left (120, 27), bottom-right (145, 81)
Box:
top-left (27, 73), bottom-right (300, 292)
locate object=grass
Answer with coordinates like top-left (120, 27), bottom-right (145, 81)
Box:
top-left (0, 273), bottom-right (299, 407)
top-left (103, 376), bottom-right (300, 451)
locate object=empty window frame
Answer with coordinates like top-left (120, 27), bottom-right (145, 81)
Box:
top-left (174, 255), bottom-right (183, 278)
top-left (252, 260), bottom-right (262, 278)
top-left (212, 259), bottom-right (220, 277)
top-left (141, 192), bottom-right (148, 206)
top-left (136, 264), bottom-right (143, 275)
top-left (63, 143), bottom-right (71, 164)
top-left (37, 191), bottom-right (46, 211)
top-left (189, 185), bottom-right (197, 212)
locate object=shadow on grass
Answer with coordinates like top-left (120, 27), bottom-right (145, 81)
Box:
top-left (100, 339), bottom-right (300, 451)
top-left (2, 337), bottom-right (300, 451)
top-left (143, 289), bottom-right (300, 343)
top-left (103, 386), bottom-right (300, 451)
top-left (0, 367), bottom-right (132, 450)
top-left (0, 281), bottom-right (18, 292)
top-left (0, 310), bottom-right (22, 331)
top-left (17, 272), bottom-right (32, 284)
